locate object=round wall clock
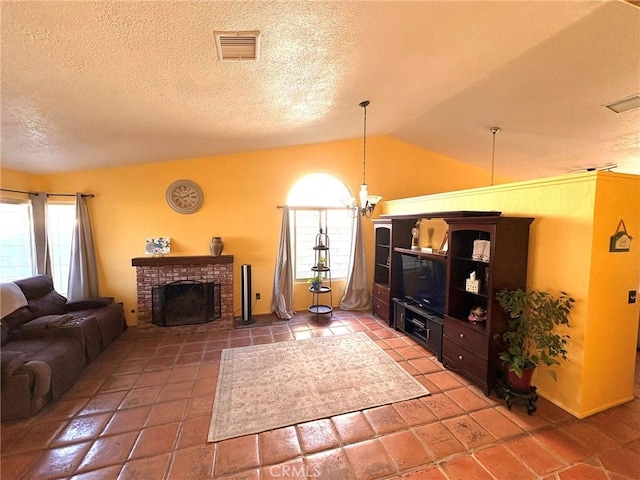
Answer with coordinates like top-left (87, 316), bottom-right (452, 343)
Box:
top-left (166, 179), bottom-right (204, 214)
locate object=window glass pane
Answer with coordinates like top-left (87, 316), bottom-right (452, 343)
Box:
top-left (326, 210), bottom-right (353, 278)
top-left (0, 202), bottom-right (35, 281)
top-left (291, 209), bottom-right (352, 280)
top-left (47, 204), bottom-right (75, 296)
top-left (293, 210), bottom-right (324, 280)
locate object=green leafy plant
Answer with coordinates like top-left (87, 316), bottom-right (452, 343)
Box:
top-left (307, 274), bottom-right (323, 286)
top-left (496, 288), bottom-right (574, 382)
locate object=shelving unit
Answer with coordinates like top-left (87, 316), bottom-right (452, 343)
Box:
top-left (308, 228), bottom-right (332, 319)
top-left (443, 216), bottom-right (533, 395)
top-left (372, 220), bottom-right (392, 323)
top-left (394, 299), bottom-right (444, 361)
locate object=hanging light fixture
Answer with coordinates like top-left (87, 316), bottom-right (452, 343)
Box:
top-left (343, 100), bottom-right (382, 218)
top-left (490, 127), bottom-right (500, 186)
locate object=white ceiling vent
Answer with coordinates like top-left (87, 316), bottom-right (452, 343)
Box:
top-left (214, 31), bottom-right (260, 61)
top-left (604, 94), bottom-right (640, 113)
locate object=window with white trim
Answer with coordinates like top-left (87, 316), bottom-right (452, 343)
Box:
top-left (0, 200), bottom-right (75, 295)
top-left (287, 174), bottom-right (354, 281)
top-left (0, 201), bottom-right (35, 282)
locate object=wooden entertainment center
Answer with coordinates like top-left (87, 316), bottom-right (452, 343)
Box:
top-left (373, 211), bottom-right (533, 395)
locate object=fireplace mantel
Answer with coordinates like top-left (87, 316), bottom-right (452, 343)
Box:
top-left (131, 255), bottom-right (233, 267)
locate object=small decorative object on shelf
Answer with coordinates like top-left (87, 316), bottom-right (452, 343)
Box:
top-left (472, 239), bottom-right (490, 261)
top-left (146, 237), bottom-right (171, 256)
top-left (465, 271), bottom-right (480, 293)
top-left (209, 236), bottom-right (224, 256)
top-left (411, 220), bottom-right (421, 251)
top-left (308, 274), bottom-right (323, 291)
top-left (468, 306), bottom-right (487, 323)
top-left (438, 230), bottom-right (449, 253)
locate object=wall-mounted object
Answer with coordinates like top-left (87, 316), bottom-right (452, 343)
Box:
top-left (609, 219), bottom-right (633, 252)
top-left (166, 179), bottom-right (203, 214)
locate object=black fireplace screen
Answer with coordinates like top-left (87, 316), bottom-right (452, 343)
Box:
top-left (152, 281), bottom-right (221, 327)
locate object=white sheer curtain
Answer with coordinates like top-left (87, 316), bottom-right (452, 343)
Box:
top-left (67, 194), bottom-right (99, 300)
top-left (271, 206), bottom-right (295, 319)
top-left (29, 192), bottom-right (52, 276)
top-left (340, 212), bottom-right (371, 310)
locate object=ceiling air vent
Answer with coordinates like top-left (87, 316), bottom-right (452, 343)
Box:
top-left (214, 31), bottom-right (260, 61)
top-left (604, 94), bottom-right (640, 113)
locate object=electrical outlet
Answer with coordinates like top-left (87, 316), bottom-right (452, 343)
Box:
top-left (256, 292), bottom-right (261, 300)
top-left (629, 290), bottom-right (636, 304)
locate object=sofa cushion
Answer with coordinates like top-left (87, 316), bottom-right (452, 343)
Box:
top-left (1, 307), bottom-right (35, 337)
top-left (18, 314), bottom-right (75, 331)
top-left (68, 302), bottom-right (126, 349)
top-left (14, 275), bottom-right (67, 318)
top-left (66, 297), bottom-right (114, 311)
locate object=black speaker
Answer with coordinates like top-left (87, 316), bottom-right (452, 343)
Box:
top-left (240, 264), bottom-right (254, 324)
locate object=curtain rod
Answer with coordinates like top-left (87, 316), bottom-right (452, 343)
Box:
top-left (0, 188), bottom-right (94, 198)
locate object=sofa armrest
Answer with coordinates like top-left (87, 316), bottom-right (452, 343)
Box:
top-left (18, 360), bottom-right (51, 398)
top-left (1, 350), bottom-right (26, 387)
top-left (65, 297), bottom-right (114, 311)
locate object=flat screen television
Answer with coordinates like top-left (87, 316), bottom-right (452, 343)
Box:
top-left (399, 253), bottom-right (447, 316)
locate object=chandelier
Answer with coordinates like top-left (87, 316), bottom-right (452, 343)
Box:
top-left (344, 100), bottom-right (382, 218)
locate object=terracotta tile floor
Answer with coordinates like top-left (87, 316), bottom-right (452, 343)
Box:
top-left (2, 310), bottom-right (639, 479)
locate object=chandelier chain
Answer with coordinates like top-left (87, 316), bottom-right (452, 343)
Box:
top-left (362, 103), bottom-right (367, 185)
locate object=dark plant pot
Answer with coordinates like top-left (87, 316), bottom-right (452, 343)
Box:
top-left (311, 282), bottom-right (321, 290)
top-left (503, 363), bottom-right (536, 392)
top-left (504, 365), bottom-right (535, 392)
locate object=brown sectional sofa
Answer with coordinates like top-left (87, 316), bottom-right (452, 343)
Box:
top-left (1, 275), bottom-right (126, 421)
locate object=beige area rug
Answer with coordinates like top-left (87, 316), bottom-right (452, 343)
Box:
top-left (208, 332), bottom-right (430, 442)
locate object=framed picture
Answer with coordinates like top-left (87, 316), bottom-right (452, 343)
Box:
top-left (438, 230), bottom-right (449, 253)
top-left (146, 237), bottom-right (171, 255)
top-left (609, 220), bottom-right (632, 252)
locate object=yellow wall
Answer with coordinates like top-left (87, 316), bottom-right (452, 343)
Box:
top-left (580, 174), bottom-right (640, 415)
top-left (0, 168), bottom-right (40, 197)
top-left (382, 171), bottom-right (640, 418)
top-left (1, 136), bottom-right (503, 326)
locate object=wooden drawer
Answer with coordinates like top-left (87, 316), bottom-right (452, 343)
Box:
top-left (373, 297), bottom-right (390, 320)
top-left (443, 337), bottom-right (488, 382)
top-left (372, 283), bottom-right (390, 303)
top-left (444, 316), bottom-right (489, 359)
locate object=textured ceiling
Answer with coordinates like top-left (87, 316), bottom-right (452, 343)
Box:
top-left (1, 1), bottom-right (639, 180)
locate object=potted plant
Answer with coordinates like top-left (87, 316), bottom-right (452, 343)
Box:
top-left (317, 256), bottom-right (326, 269)
top-left (308, 274), bottom-right (323, 291)
top-left (496, 288), bottom-right (574, 391)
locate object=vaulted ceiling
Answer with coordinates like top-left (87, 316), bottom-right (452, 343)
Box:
top-left (1, 1), bottom-right (639, 180)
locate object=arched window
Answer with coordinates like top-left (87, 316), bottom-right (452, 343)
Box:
top-left (287, 173), bottom-right (354, 280)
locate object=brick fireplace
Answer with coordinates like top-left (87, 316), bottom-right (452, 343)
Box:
top-left (131, 255), bottom-right (233, 329)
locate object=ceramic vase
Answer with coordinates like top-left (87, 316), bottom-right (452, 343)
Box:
top-left (209, 237), bottom-right (224, 256)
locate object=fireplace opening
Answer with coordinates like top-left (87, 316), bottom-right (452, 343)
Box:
top-left (152, 280), bottom-right (221, 327)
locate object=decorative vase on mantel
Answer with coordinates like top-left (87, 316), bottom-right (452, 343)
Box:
top-left (209, 237), bottom-right (224, 257)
